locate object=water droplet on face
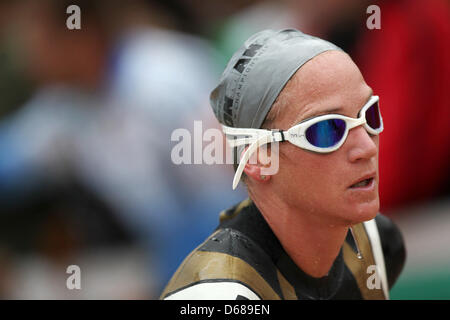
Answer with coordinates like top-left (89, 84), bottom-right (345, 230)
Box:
top-left (357, 253), bottom-right (363, 260)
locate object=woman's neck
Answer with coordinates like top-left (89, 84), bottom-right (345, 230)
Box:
top-left (252, 195), bottom-right (348, 278)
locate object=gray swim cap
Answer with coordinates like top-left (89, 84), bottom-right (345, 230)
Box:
top-left (210, 29), bottom-right (343, 129)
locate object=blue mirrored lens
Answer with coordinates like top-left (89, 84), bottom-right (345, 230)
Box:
top-left (305, 119), bottom-right (346, 148)
top-left (365, 102), bottom-right (381, 130)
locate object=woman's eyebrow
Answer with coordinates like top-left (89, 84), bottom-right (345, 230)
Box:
top-left (294, 91), bottom-right (374, 124)
top-left (308, 107), bottom-right (343, 118)
top-left (294, 107), bottom-right (343, 124)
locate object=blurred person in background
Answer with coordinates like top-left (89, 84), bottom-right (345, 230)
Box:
top-left (0, 0), bottom-right (132, 298)
top-left (0, 0), bottom-right (246, 298)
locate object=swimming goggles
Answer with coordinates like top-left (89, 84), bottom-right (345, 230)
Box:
top-left (223, 95), bottom-right (383, 189)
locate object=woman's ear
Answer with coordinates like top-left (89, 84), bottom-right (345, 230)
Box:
top-left (241, 146), bottom-right (272, 183)
top-left (244, 163), bottom-right (271, 182)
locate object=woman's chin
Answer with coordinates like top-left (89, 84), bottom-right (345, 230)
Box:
top-left (344, 198), bottom-right (380, 225)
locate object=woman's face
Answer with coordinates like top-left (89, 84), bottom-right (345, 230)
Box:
top-left (269, 51), bottom-right (380, 227)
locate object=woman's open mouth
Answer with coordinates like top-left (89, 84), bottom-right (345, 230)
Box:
top-left (349, 173), bottom-right (376, 190)
top-left (350, 178), bottom-right (373, 188)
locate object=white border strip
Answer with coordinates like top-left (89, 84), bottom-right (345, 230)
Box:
top-left (363, 218), bottom-right (389, 299)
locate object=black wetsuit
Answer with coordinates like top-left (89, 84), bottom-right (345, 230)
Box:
top-left (161, 199), bottom-right (406, 300)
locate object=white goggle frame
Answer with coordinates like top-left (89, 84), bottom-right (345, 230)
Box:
top-left (223, 95), bottom-right (383, 189)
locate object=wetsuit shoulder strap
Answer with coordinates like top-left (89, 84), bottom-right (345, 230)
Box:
top-left (160, 230), bottom-right (281, 300)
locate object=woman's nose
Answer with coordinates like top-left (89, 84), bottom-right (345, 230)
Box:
top-left (347, 125), bottom-right (378, 162)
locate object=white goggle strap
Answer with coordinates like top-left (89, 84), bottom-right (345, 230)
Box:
top-left (232, 133), bottom-right (273, 190)
top-left (222, 125), bottom-right (272, 146)
top-left (222, 125), bottom-right (286, 190)
top-left (222, 125), bottom-right (285, 145)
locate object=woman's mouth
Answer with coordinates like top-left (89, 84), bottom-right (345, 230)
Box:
top-left (350, 177), bottom-right (374, 188)
top-left (349, 174), bottom-right (376, 190)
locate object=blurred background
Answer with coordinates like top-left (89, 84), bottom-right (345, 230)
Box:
top-left (0, 0), bottom-right (448, 299)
